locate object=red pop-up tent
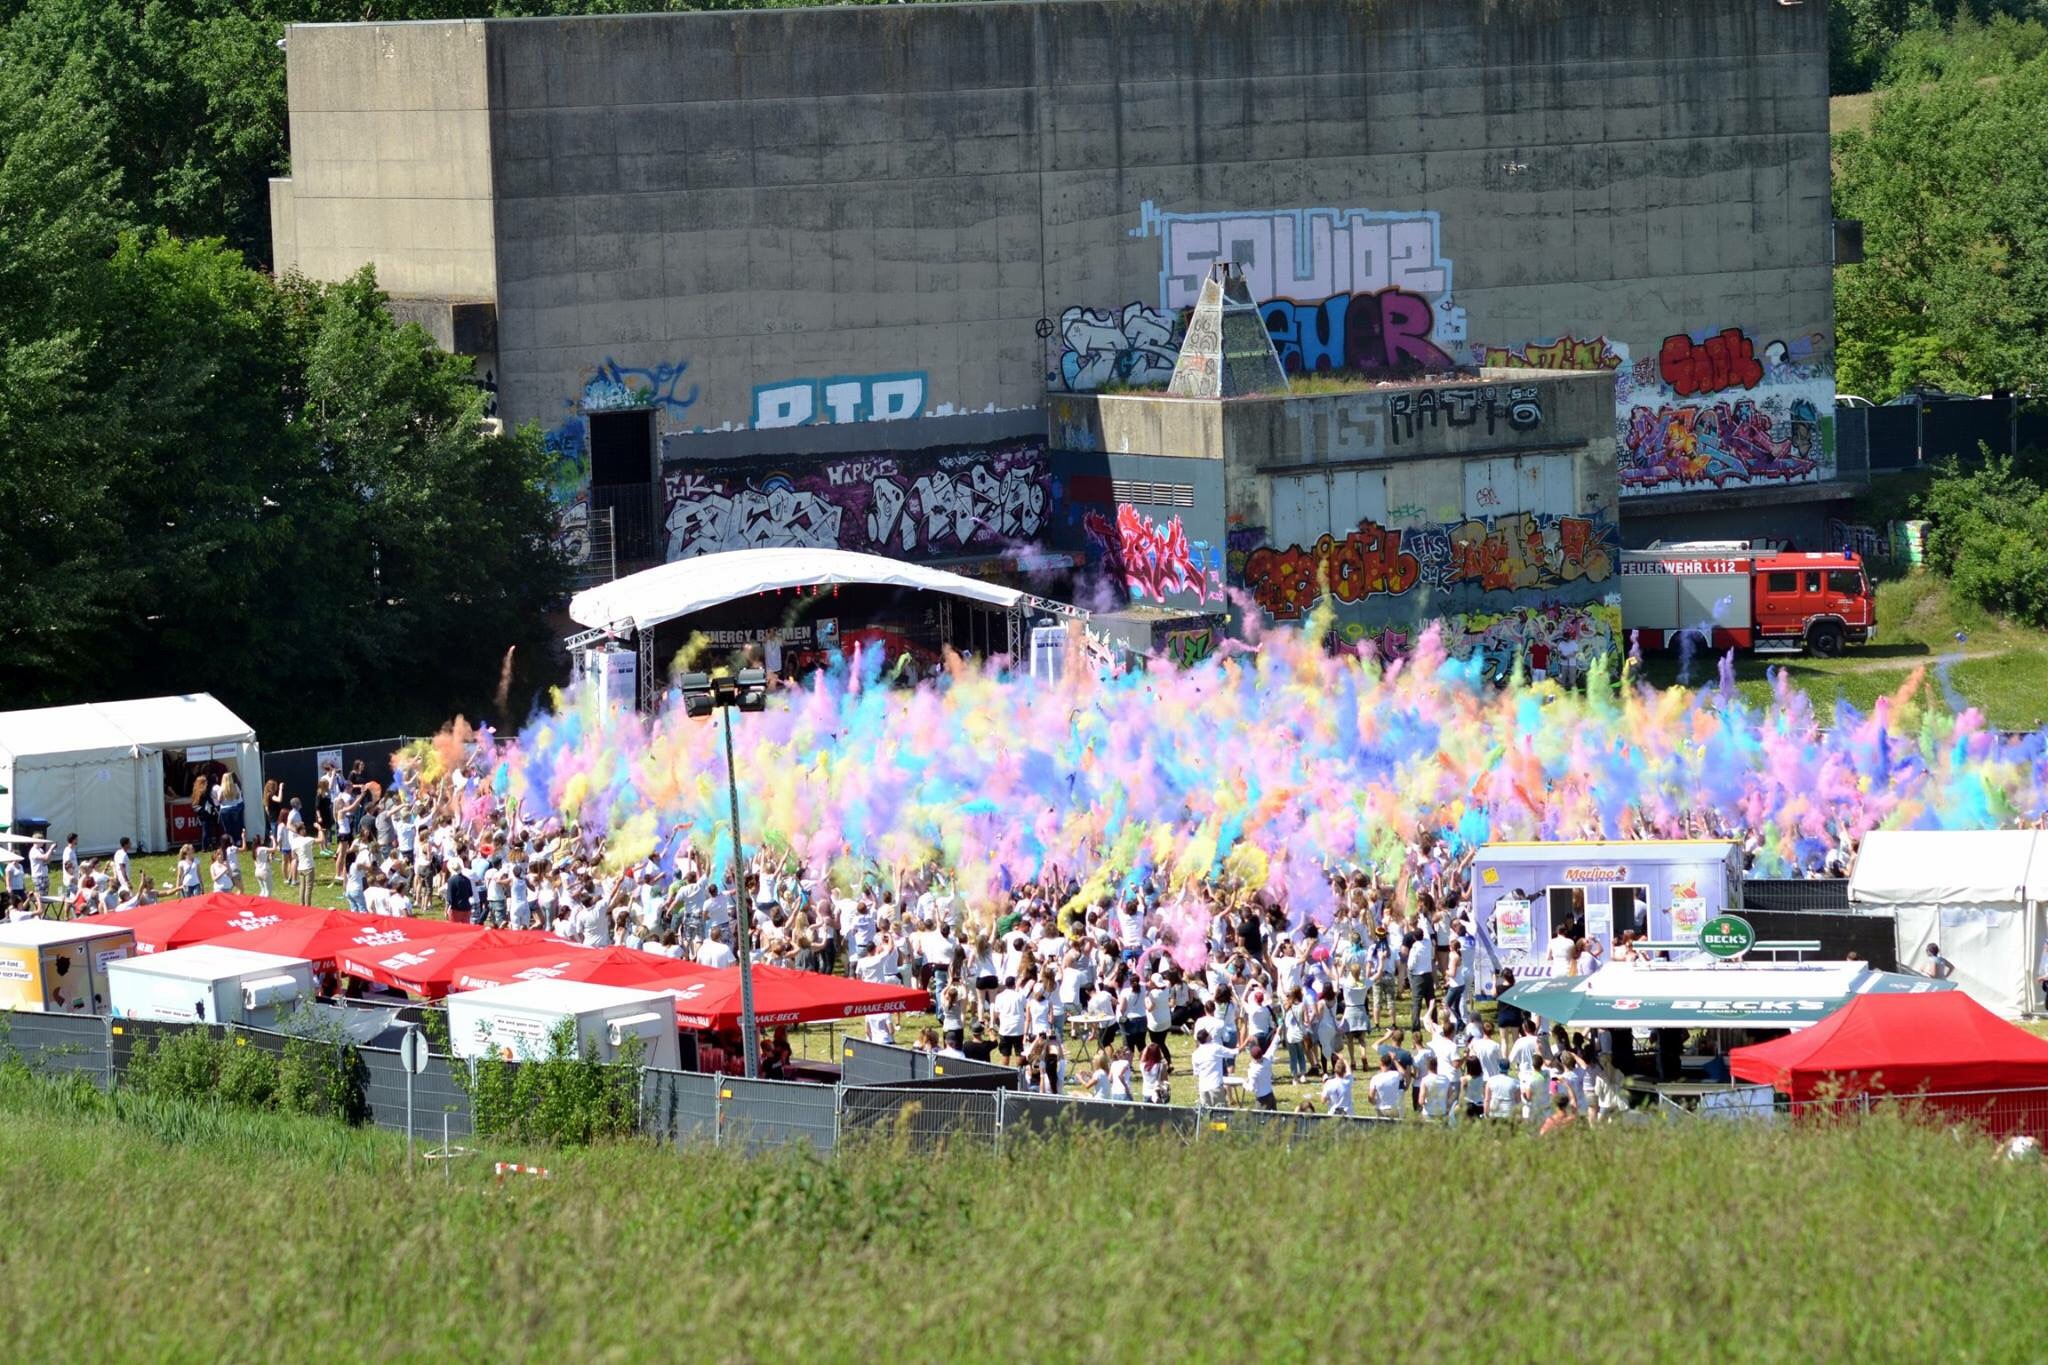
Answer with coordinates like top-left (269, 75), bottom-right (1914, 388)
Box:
top-left (336, 927), bottom-right (558, 997)
top-left (447, 944), bottom-right (685, 994)
top-left (78, 893), bottom-right (325, 953)
top-left (1731, 992), bottom-right (2048, 1136)
top-left (196, 910), bottom-right (474, 972)
top-left (646, 961), bottom-right (927, 1031)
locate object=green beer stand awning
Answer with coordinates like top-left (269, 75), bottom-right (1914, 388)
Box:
top-left (1500, 961), bottom-right (1955, 1031)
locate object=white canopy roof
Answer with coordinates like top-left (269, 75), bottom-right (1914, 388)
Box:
top-left (1850, 829), bottom-right (2048, 906)
top-left (568, 547), bottom-right (1033, 633)
top-left (0, 694), bottom-right (255, 764)
top-left (92, 694), bottom-right (256, 748)
top-left (0, 704), bottom-right (136, 763)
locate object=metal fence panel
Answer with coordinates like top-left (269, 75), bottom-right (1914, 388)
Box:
top-left (840, 1085), bottom-right (999, 1152)
top-left (1743, 910), bottom-right (1896, 970)
top-left (641, 1067), bottom-right (720, 1145)
top-left (358, 1047), bottom-right (474, 1138)
top-left (1742, 879), bottom-right (1853, 913)
top-left (1197, 1105), bottom-right (1395, 1142)
top-left (838, 1036), bottom-right (921, 1086)
top-left (926, 1053), bottom-right (1019, 1086)
top-left (718, 1076), bottom-right (838, 1154)
top-left (1, 1011), bottom-right (111, 1085)
top-left (998, 1090), bottom-right (1199, 1142)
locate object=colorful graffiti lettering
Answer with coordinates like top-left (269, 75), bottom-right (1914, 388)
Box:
top-left (1432, 514), bottom-right (1616, 593)
top-left (1224, 524), bottom-right (1265, 580)
top-left (1054, 303), bottom-right (1179, 392)
top-left (1133, 201), bottom-right (1464, 379)
top-left (1481, 335), bottom-right (1626, 372)
top-left (1658, 328), bottom-right (1762, 398)
top-left (752, 372), bottom-right (928, 428)
top-left (1620, 398), bottom-right (1822, 491)
top-left (1619, 327), bottom-right (1834, 496)
top-left (1241, 520), bottom-right (1423, 620)
top-left (1084, 506), bottom-right (1224, 604)
top-left (1160, 627), bottom-right (1216, 667)
top-left (1258, 290), bottom-right (1453, 376)
top-left (1387, 385), bottom-right (1542, 443)
top-left (662, 443), bottom-right (1050, 562)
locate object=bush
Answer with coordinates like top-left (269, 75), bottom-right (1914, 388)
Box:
top-left (124, 1022), bottom-right (367, 1125)
top-left (458, 1019), bottom-right (642, 1147)
top-left (1918, 452), bottom-right (2048, 625)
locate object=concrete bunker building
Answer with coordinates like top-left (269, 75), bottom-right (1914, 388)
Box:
top-left (269, 0), bottom-right (1845, 661)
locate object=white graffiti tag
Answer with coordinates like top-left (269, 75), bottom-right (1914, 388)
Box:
top-left (664, 477), bottom-right (844, 560)
top-left (1056, 302), bottom-right (1178, 392)
top-left (869, 466), bottom-right (1047, 552)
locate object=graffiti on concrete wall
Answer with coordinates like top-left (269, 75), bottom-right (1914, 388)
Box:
top-left (751, 372), bottom-right (928, 428)
top-left (661, 442), bottom-right (1050, 562)
top-left (541, 357), bottom-right (700, 566)
top-left (1159, 626), bottom-right (1216, 667)
top-left (1388, 386), bottom-right (1543, 445)
top-left (1410, 513), bottom-right (1618, 594)
top-left (1480, 335), bottom-right (1627, 373)
top-left (1240, 520), bottom-right (1424, 621)
top-left (1244, 513), bottom-right (1618, 620)
top-left (1083, 505), bottom-right (1225, 605)
top-left (1051, 303), bottom-right (1179, 392)
top-left (1338, 601), bottom-right (1624, 669)
top-left (1617, 328), bottom-right (1833, 495)
top-left (1047, 201), bottom-right (1468, 387)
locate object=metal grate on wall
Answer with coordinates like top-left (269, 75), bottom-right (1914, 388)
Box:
top-left (1111, 479), bottom-right (1196, 507)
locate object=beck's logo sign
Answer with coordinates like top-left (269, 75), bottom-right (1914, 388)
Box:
top-left (1699, 914), bottom-right (1757, 959)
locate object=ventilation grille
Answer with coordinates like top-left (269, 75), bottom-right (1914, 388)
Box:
top-left (1111, 479), bottom-right (1196, 507)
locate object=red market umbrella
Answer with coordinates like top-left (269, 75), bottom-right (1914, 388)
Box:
top-left (77, 893), bottom-right (325, 953)
top-left (447, 944), bottom-right (687, 994)
top-left (342, 927), bottom-right (560, 998)
top-left (645, 961), bottom-right (928, 1031)
top-left (194, 911), bottom-right (474, 972)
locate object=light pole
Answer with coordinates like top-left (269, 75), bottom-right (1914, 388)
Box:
top-left (680, 667), bottom-right (768, 1078)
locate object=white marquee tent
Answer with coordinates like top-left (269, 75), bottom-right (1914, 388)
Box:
top-left (1849, 829), bottom-right (2048, 1017)
top-left (0, 694), bottom-right (264, 855)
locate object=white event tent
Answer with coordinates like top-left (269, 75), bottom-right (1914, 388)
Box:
top-left (0, 694), bottom-right (264, 855)
top-left (1849, 829), bottom-right (2048, 1017)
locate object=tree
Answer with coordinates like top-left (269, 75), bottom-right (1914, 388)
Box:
top-left (0, 62), bottom-right (135, 696)
top-left (1834, 59), bottom-right (2048, 399)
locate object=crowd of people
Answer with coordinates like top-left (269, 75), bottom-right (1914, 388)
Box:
top-left (15, 750), bottom-right (2025, 1124)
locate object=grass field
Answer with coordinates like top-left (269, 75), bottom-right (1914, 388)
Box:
top-left (0, 1063), bottom-right (2042, 1360)
top-left (1633, 573), bottom-right (2048, 731)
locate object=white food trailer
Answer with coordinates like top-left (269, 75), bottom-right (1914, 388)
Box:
top-left (445, 979), bottom-right (681, 1069)
top-left (106, 944), bottom-right (315, 1027)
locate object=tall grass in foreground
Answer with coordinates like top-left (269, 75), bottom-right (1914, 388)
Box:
top-left (1, 1067), bottom-right (2042, 1361)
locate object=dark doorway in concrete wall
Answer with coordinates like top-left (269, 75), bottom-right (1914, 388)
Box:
top-left (587, 409), bottom-right (660, 570)
top-left (588, 408), bottom-right (656, 487)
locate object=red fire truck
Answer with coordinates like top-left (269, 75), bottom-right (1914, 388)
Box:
top-left (1619, 541), bottom-right (1876, 656)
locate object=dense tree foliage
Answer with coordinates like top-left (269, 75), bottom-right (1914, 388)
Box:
top-left (1834, 56), bottom-right (2048, 400)
top-left (0, 52), bottom-right (565, 743)
top-left (1832, 1), bottom-right (2048, 93)
top-left (1920, 454), bottom-right (2048, 626)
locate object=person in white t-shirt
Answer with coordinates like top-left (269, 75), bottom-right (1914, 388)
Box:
top-left (1507, 1020), bottom-right (1544, 1077)
top-left (1189, 1029), bottom-right (1237, 1107)
top-left (1367, 1054), bottom-right (1406, 1117)
top-left (1245, 1042), bottom-right (1277, 1110)
top-left (1484, 1067), bottom-right (1522, 1122)
top-left (991, 980), bottom-right (1028, 1065)
top-left (1320, 1057), bottom-right (1354, 1116)
top-left (1107, 1044), bottom-right (1134, 1102)
top-left (1469, 1020), bottom-right (1506, 1076)
top-left (695, 926), bottom-right (737, 969)
top-left (1417, 1053), bottom-right (1455, 1120)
